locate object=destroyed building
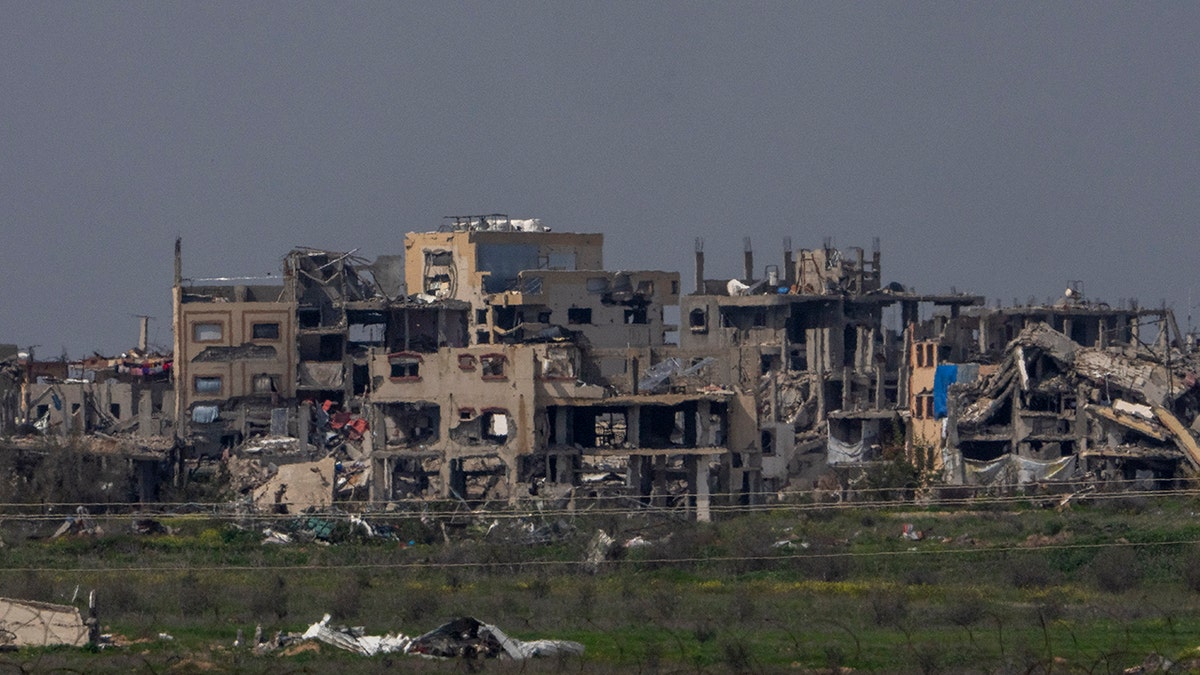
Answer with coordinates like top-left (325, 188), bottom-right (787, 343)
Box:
top-left (933, 299), bottom-right (1198, 487)
top-left (0, 215), bottom-right (1174, 516)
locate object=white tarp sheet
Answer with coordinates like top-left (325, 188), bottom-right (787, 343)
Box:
top-left (963, 454), bottom-right (1078, 487)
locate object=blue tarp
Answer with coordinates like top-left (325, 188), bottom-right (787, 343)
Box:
top-left (933, 364), bottom-right (958, 419)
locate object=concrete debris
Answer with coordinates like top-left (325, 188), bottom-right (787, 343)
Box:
top-left (0, 597), bottom-right (89, 648)
top-left (276, 615), bottom-right (582, 660)
top-left (408, 617), bottom-right (584, 659)
top-left (16, 229), bottom-right (1200, 518)
top-left (51, 507), bottom-right (103, 539)
top-left (301, 614), bottom-right (410, 656)
top-left (251, 457), bottom-right (336, 513)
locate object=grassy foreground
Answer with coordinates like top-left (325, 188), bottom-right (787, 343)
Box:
top-left (4, 493), bottom-right (1200, 673)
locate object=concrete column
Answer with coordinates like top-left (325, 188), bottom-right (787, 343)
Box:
top-left (687, 455), bottom-right (711, 522)
top-left (875, 361), bottom-right (885, 410)
top-left (627, 405), bottom-right (641, 448)
top-left (654, 455), bottom-right (668, 505)
top-left (815, 329), bottom-right (826, 422)
top-left (138, 390), bottom-right (153, 437)
top-left (842, 366), bottom-right (852, 409)
top-left (978, 316), bottom-right (989, 354)
top-left (698, 400), bottom-right (712, 446)
top-left (626, 454), bottom-right (641, 489)
top-left (299, 402), bottom-right (313, 452)
top-left (554, 406), bottom-right (569, 445)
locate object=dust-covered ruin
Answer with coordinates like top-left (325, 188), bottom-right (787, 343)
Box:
top-left (4, 217), bottom-right (1200, 515)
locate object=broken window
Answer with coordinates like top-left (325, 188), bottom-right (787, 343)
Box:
top-left (586, 277), bottom-right (609, 294)
top-left (192, 322), bottom-right (223, 342)
top-left (520, 276), bottom-right (544, 294)
top-left (297, 308), bottom-right (321, 329)
top-left (252, 322), bottom-right (280, 340)
top-left (539, 346), bottom-right (575, 379)
top-left (624, 307), bottom-right (648, 324)
top-left (458, 354), bottom-right (477, 371)
top-left (388, 353), bottom-right (422, 380)
top-left (568, 308), bottom-right (592, 324)
top-left (253, 373), bottom-right (279, 394)
top-left (380, 402), bottom-right (440, 446)
top-left (194, 376), bottom-right (222, 395)
top-left (480, 354), bottom-right (506, 380)
top-left (761, 429), bottom-right (775, 456)
top-left (451, 408), bottom-right (512, 445)
top-left (109, 403), bottom-right (121, 418)
top-left (915, 393), bottom-right (934, 419)
top-left (636, 280), bottom-right (654, 295)
top-left (689, 308), bottom-right (708, 332)
top-left (423, 251), bottom-right (455, 297)
top-left (481, 410), bottom-right (510, 443)
top-left (671, 280), bottom-right (679, 295)
top-left (475, 309), bottom-right (488, 325)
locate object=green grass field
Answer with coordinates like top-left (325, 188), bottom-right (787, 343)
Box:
top-left (4, 492), bottom-right (1200, 673)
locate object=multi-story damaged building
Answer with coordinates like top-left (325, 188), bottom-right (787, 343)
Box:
top-left (167, 217), bottom-right (1200, 514)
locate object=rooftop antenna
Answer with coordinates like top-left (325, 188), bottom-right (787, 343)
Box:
top-left (743, 237), bottom-right (753, 282)
top-left (783, 236), bottom-right (794, 286)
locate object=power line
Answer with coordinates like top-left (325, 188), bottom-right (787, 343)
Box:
top-left (0, 536), bottom-right (1187, 575)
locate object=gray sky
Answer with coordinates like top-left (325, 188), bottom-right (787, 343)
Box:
top-left (3, 2), bottom-right (1198, 357)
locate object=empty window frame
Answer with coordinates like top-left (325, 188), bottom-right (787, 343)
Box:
top-left (252, 373), bottom-right (279, 394)
top-left (914, 393), bottom-right (934, 419)
top-left (480, 409), bottom-right (511, 443)
top-left (194, 376), bottom-right (222, 395)
top-left (388, 353), bottom-right (422, 380)
top-left (192, 322), bottom-right (223, 342)
top-left (252, 322), bottom-right (281, 340)
top-left (480, 354), bottom-right (507, 380)
top-left (567, 307), bottom-right (592, 324)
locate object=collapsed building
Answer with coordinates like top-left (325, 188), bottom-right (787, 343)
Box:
top-left (10, 216), bottom-right (1197, 516)
top-left (930, 300), bottom-right (1199, 487)
top-left (169, 220), bottom-right (1200, 510)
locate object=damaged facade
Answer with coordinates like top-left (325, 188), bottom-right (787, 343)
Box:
top-left (167, 219), bottom-right (1200, 507)
top-left (12, 215), bottom-right (1198, 516)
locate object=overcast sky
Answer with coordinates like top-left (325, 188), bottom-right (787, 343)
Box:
top-left (2, 2), bottom-right (1197, 357)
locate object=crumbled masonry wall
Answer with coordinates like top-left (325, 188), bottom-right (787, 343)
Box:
top-left (0, 597), bottom-right (88, 648)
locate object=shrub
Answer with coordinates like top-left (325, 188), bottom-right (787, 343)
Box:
top-left (720, 637), bottom-right (753, 672)
top-left (869, 586), bottom-right (909, 627)
top-left (943, 590), bottom-right (986, 627)
top-left (1093, 547), bottom-right (1141, 593)
top-left (1008, 555), bottom-right (1054, 589)
top-left (1181, 545), bottom-right (1200, 593)
top-left (250, 574), bottom-right (289, 622)
top-left (330, 571), bottom-right (368, 621)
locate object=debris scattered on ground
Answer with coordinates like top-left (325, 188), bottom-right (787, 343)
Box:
top-left (253, 614), bottom-right (582, 660)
